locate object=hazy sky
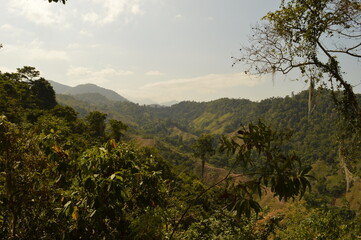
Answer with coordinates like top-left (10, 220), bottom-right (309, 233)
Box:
top-left (1, 0), bottom-right (360, 104)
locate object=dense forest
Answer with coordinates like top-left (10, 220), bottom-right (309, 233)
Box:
top-left (1, 0), bottom-right (361, 239)
top-left (1, 65), bottom-right (360, 239)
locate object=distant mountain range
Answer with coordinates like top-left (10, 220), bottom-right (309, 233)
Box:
top-left (48, 80), bottom-right (129, 102)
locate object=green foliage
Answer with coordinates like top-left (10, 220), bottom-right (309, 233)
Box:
top-left (234, 2), bottom-right (361, 203)
top-left (30, 78), bottom-right (57, 109)
top-left (0, 72), bottom-right (30, 122)
top-left (236, 0), bottom-right (361, 138)
top-left (0, 116), bottom-right (64, 239)
top-left (274, 203), bottom-right (361, 240)
top-left (128, 207), bottom-right (166, 240)
top-left (0, 113), bottom-right (173, 239)
top-left (85, 111), bottom-right (107, 138)
top-left (192, 134), bottom-right (216, 179)
top-left (108, 119), bottom-right (128, 141)
top-left (1, 62), bottom-right (360, 239)
top-left (220, 121), bottom-right (312, 217)
top-left (0, 67), bottom-right (58, 124)
top-left (58, 141), bottom-right (169, 239)
top-left (180, 210), bottom-right (257, 240)
top-left (16, 66), bottom-right (40, 82)
top-left (51, 104), bottom-right (78, 122)
top-left (56, 87), bottom-right (359, 205)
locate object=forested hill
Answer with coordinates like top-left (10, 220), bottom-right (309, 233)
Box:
top-left (57, 88), bottom-right (361, 209)
top-left (57, 89), bottom-right (348, 166)
top-left (49, 79), bottom-right (335, 133)
top-left (48, 80), bottom-right (129, 102)
top-left (57, 90), bottom-right (335, 137)
top-left (1, 68), bottom-right (361, 239)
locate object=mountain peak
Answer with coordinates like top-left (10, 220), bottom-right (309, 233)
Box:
top-left (48, 80), bottom-right (129, 102)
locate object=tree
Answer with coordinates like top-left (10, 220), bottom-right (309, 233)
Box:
top-left (108, 119), bottom-right (128, 142)
top-left (30, 78), bottom-right (57, 110)
top-left (12, 67), bottom-right (57, 110)
top-left (169, 121), bottom-right (312, 240)
top-left (59, 141), bottom-right (169, 239)
top-left (192, 134), bottom-right (216, 179)
top-left (48, 0), bottom-right (67, 4)
top-left (0, 71), bottom-right (29, 122)
top-left (51, 104), bottom-right (78, 123)
top-left (234, 0), bottom-right (361, 191)
top-left (85, 111), bottom-right (107, 138)
top-left (219, 121), bottom-right (312, 217)
top-left (0, 116), bottom-right (64, 239)
top-left (16, 66), bottom-right (40, 82)
top-left (234, 0), bottom-right (361, 125)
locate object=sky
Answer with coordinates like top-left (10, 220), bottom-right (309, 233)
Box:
top-left (0, 0), bottom-right (360, 104)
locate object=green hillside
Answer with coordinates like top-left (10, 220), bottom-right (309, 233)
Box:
top-left (56, 86), bottom-right (361, 208)
top-left (49, 80), bottom-right (129, 102)
top-left (1, 68), bottom-right (361, 239)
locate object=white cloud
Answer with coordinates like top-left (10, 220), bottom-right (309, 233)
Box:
top-left (0, 24), bottom-right (25, 37)
top-left (66, 66), bottom-right (133, 85)
top-left (0, 66), bottom-right (16, 73)
top-left (79, 30), bottom-right (94, 37)
top-left (119, 72), bottom-right (263, 103)
top-left (82, 12), bottom-right (100, 24)
top-left (82, 0), bottom-right (144, 24)
top-left (3, 40), bottom-right (69, 61)
top-left (67, 43), bottom-right (81, 49)
top-left (8, 0), bottom-right (65, 25)
top-left (67, 42), bottom-right (100, 50)
top-left (33, 49), bottom-right (68, 61)
top-left (131, 4), bottom-right (141, 15)
top-left (144, 72), bottom-right (260, 90)
top-left (0, 24), bottom-right (16, 31)
top-left (146, 70), bottom-right (164, 76)
top-left (174, 14), bottom-right (184, 19)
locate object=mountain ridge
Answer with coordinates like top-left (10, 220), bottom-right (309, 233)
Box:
top-left (48, 80), bottom-right (129, 102)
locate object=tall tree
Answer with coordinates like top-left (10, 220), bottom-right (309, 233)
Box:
top-left (108, 119), bottom-right (128, 142)
top-left (192, 134), bottom-right (216, 179)
top-left (30, 78), bottom-right (57, 110)
top-left (85, 111), bottom-right (107, 138)
top-left (0, 116), bottom-right (63, 239)
top-left (16, 66), bottom-right (40, 82)
top-left (219, 121), bottom-right (312, 217)
top-left (234, 0), bottom-right (361, 188)
top-left (235, 0), bottom-right (361, 125)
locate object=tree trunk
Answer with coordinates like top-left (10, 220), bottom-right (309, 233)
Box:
top-left (201, 158), bottom-right (205, 180)
top-left (338, 144), bottom-right (355, 192)
top-left (308, 77), bottom-right (315, 121)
